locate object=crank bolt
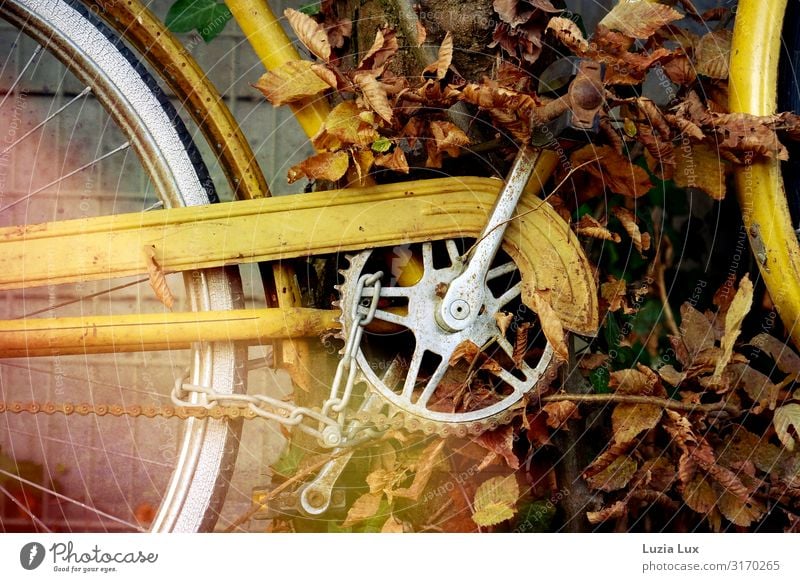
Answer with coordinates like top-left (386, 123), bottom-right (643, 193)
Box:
top-left (449, 299), bottom-right (470, 320)
top-left (322, 426), bottom-right (342, 446)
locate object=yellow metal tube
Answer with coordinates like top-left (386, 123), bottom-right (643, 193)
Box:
top-left (0, 308), bottom-right (338, 357)
top-left (729, 0), bottom-right (800, 346)
top-left (225, 0), bottom-right (329, 139)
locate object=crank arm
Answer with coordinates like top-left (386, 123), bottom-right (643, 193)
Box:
top-left (298, 393), bottom-right (384, 515)
top-left (438, 147), bottom-right (540, 331)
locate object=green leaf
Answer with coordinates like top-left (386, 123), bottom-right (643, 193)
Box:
top-left (271, 443), bottom-right (304, 477)
top-left (299, 2), bottom-right (322, 15)
top-left (514, 500), bottom-right (557, 533)
top-left (165, 0), bottom-right (232, 42)
top-left (590, 366), bottom-right (611, 394)
top-left (472, 475), bottom-right (519, 527)
top-left (371, 136), bottom-right (392, 153)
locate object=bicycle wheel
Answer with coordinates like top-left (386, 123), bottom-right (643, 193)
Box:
top-left (0, 0), bottom-right (244, 532)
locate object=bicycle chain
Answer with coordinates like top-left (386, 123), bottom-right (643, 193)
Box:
top-left (0, 396), bottom-right (515, 438)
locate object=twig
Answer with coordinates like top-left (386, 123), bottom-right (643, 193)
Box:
top-left (542, 393), bottom-right (740, 416)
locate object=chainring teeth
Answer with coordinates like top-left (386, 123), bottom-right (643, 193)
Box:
top-left (336, 244), bottom-right (555, 437)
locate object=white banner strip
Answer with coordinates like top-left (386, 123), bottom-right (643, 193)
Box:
top-left (0, 533), bottom-right (797, 581)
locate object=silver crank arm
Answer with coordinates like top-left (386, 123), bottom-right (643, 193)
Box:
top-left (438, 146), bottom-right (541, 332)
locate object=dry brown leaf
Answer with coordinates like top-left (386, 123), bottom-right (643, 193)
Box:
top-left (575, 214), bottom-right (621, 243)
top-left (774, 404), bottom-right (800, 452)
top-left (679, 303), bottom-right (715, 359)
top-left (584, 441), bottom-right (634, 478)
top-left (682, 474), bottom-right (716, 514)
top-left (585, 455), bottom-right (637, 492)
top-left (374, 147), bottom-right (409, 174)
top-left (717, 490), bottom-right (765, 527)
top-left (357, 28), bottom-right (399, 74)
top-left (599, 1), bottom-right (682, 39)
top-left (393, 440), bottom-right (445, 500)
top-left (253, 60), bottom-right (332, 106)
top-left (695, 29), bottom-right (732, 80)
top-left (450, 340), bottom-right (481, 366)
top-left (674, 142), bottom-right (729, 200)
top-left (143, 246), bottom-right (174, 310)
top-left (416, 20), bottom-right (427, 46)
top-left (601, 277), bottom-right (627, 313)
top-left (287, 150), bottom-right (350, 184)
top-left (351, 150), bottom-right (375, 182)
top-left (546, 17), bottom-right (589, 53)
top-left (494, 311), bottom-right (513, 336)
top-left (381, 515), bottom-right (405, 533)
top-left (324, 17), bottom-right (352, 49)
top-left (543, 400), bottom-right (580, 429)
top-left (612, 402), bottom-right (662, 444)
top-left (434, 32), bottom-right (453, 79)
top-left (513, 322), bottom-right (531, 366)
top-left (658, 364), bottom-right (686, 387)
top-left (662, 55), bottom-right (697, 85)
top-left (578, 353), bottom-right (609, 371)
top-left (612, 207), bottom-right (650, 256)
top-left (748, 334), bottom-right (800, 377)
top-left (610, 368), bottom-right (657, 396)
top-left (353, 73), bottom-right (393, 123)
top-left (570, 145), bottom-right (653, 198)
top-left (587, 501), bottom-right (627, 524)
top-left (429, 120), bottom-right (470, 157)
top-left (531, 289), bottom-right (568, 361)
top-left (727, 363), bottom-right (777, 410)
top-left (474, 425), bottom-right (519, 470)
top-left (713, 274), bottom-right (753, 379)
top-left (342, 491), bottom-right (382, 526)
top-left (284, 8), bottom-right (331, 61)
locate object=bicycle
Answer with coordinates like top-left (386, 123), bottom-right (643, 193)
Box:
top-left (0, 0), bottom-right (794, 533)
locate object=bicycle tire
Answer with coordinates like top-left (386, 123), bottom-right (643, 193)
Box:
top-left (0, 0), bottom-right (244, 532)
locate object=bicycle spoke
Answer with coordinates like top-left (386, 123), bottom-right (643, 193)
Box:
top-left (401, 344), bottom-right (425, 399)
top-left (496, 281), bottom-right (522, 308)
top-left (17, 277), bottom-right (149, 319)
top-left (486, 262), bottom-right (517, 281)
top-left (0, 141), bottom-right (130, 213)
top-left (0, 87), bottom-right (91, 155)
top-left (415, 356), bottom-right (450, 408)
top-left (0, 468), bottom-right (143, 531)
top-left (0, 44), bottom-right (41, 110)
top-left (445, 240), bottom-right (461, 265)
top-left (373, 308), bottom-right (407, 327)
top-left (0, 481), bottom-right (52, 532)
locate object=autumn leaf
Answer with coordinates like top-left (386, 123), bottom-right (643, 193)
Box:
top-left (531, 289), bottom-right (568, 361)
top-left (353, 73), bottom-right (393, 123)
top-left (381, 515), bottom-right (405, 533)
top-left (712, 274), bottom-right (753, 380)
top-left (429, 121), bottom-right (470, 157)
top-left (351, 150), bottom-right (375, 182)
top-left (143, 246), bottom-right (174, 310)
top-left (601, 277), bottom-right (628, 314)
top-left (748, 334), bottom-right (800, 377)
top-left (432, 32), bottom-right (453, 79)
top-left (674, 143), bottom-right (729, 200)
top-left (392, 440), bottom-right (445, 501)
top-left (612, 402), bottom-right (662, 444)
top-left (575, 214), bottom-right (621, 243)
top-left (695, 29), bottom-right (732, 80)
top-left (774, 404), bottom-right (800, 452)
top-left (570, 145), bottom-right (653, 198)
top-left (474, 425), bottom-right (519, 470)
top-left (312, 101), bottom-right (379, 150)
top-left (254, 60), bottom-right (332, 106)
top-left (543, 400), bottom-right (580, 429)
top-left (287, 150), bottom-right (350, 183)
top-left (682, 474), bottom-right (716, 514)
top-left (585, 455), bottom-right (637, 492)
top-left (357, 28), bottom-right (399, 74)
top-left (472, 475), bottom-right (519, 527)
top-left (342, 491), bottom-right (383, 526)
top-left (609, 368), bottom-right (657, 396)
top-left (284, 8), bottom-right (331, 61)
top-left (599, 1), bottom-right (682, 39)
top-left (717, 490), bottom-right (765, 527)
top-left (587, 501), bottom-right (627, 524)
top-left (612, 207), bottom-right (650, 256)
top-left (374, 147), bottom-right (409, 174)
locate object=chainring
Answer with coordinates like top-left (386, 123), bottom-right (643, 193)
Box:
top-left (337, 241), bottom-right (557, 438)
